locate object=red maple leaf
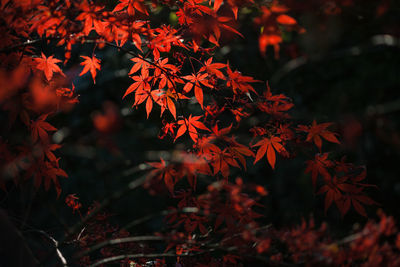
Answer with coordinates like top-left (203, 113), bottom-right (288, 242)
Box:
top-left (30, 114), bottom-right (57, 143)
top-left (129, 56), bottom-right (151, 75)
top-left (196, 135), bottom-right (220, 160)
top-left (26, 158), bottom-right (68, 197)
top-left (158, 89), bottom-right (189, 120)
top-left (134, 88), bottom-right (163, 118)
top-left (226, 64), bottom-right (260, 95)
top-left (159, 120), bottom-right (176, 139)
top-left (305, 153), bottom-right (333, 189)
top-left (298, 120), bottom-right (340, 150)
top-left (148, 158), bottom-right (177, 194)
top-left (182, 72), bottom-right (213, 109)
top-left (65, 194), bottom-right (82, 213)
top-left (231, 107), bottom-right (250, 122)
top-left (43, 143), bottom-right (62, 162)
top-left (112, 0), bottom-right (148, 16)
top-left (80, 56), bottom-right (101, 84)
top-left (75, 1), bottom-right (106, 36)
top-left (123, 70), bottom-right (152, 99)
top-left (339, 194), bottom-right (377, 217)
top-left (318, 175), bottom-right (376, 217)
top-left (211, 148), bottom-right (240, 177)
top-left (34, 53), bottom-right (65, 81)
top-left (227, 141), bottom-right (255, 170)
top-left (199, 58), bottom-right (226, 79)
top-left (253, 136), bottom-right (286, 169)
top-left (258, 82), bottom-right (294, 117)
top-left (175, 115), bottom-right (210, 143)
top-left (317, 176), bottom-right (343, 214)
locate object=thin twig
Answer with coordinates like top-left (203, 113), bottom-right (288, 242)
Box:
top-left (76, 236), bottom-right (165, 259)
top-left (40, 174), bottom-right (149, 266)
top-left (89, 252), bottom-right (190, 267)
top-left (30, 230), bottom-right (68, 267)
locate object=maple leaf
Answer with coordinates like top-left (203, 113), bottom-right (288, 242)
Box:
top-left (43, 143), bottom-right (62, 162)
top-left (339, 194), bottom-right (377, 217)
top-left (133, 88), bottom-right (162, 118)
top-left (210, 125), bottom-right (255, 169)
top-left (210, 123), bottom-right (232, 143)
top-left (231, 107), bottom-right (250, 122)
top-left (31, 114), bottom-right (57, 143)
top-left (159, 120), bottom-right (176, 139)
top-left (212, 148), bottom-right (240, 177)
top-left (317, 177), bottom-right (343, 214)
top-left (298, 120), bottom-right (340, 150)
top-left (196, 135), bottom-right (220, 160)
top-left (65, 194), bottom-right (82, 213)
top-left (157, 89), bottom-right (189, 120)
top-left (305, 153), bottom-right (333, 189)
top-left (25, 158), bottom-right (68, 197)
top-left (258, 82), bottom-right (294, 117)
top-left (112, 0), bottom-right (148, 16)
top-left (226, 64), bottom-right (260, 95)
top-left (253, 136), bottom-right (286, 169)
top-left (175, 115), bottom-right (210, 143)
top-left (210, 0), bottom-right (223, 12)
top-left (264, 81), bottom-right (289, 103)
top-left (178, 153), bottom-right (212, 188)
top-left (148, 25), bottom-right (186, 60)
top-left (276, 123), bottom-right (295, 141)
top-left (34, 53), bottom-right (65, 81)
top-left (148, 158), bottom-right (177, 194)
top-left (164, 94), bottom-right (177, 119)
top-left (42, 159), bottom-right (68, 197)
top-left (80, 56), bottom-right (101, 84)
top-left (123, 70), bottom-right (152, 99)
top-left (182, 72), bottom-right (213, 109)
top-left (76, 1), bottom-right (106, 36)
top-left (129, 56), bottom-right (150, 75)
top-left (227, 141), bottom-right (255, 170)
top-left (199, 58), bottom-right (226, 79)
top-left (318, 175), bottom-right (376, 216)
top-left (154, 57), bottom-right (180, 78)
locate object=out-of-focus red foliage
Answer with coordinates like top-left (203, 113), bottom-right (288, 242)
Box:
top-left (92, 102), bottom-right (122, 134)
top-left (254, 1), bottom-right (304, 58)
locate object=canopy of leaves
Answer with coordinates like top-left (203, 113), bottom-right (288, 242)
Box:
top-left (0, 0), bottom-right (399, 266)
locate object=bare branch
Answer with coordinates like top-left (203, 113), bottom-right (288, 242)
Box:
top-left (76, 235), bottom-right (164, 259)
top-left (33, 230), bottom-right (68, 267)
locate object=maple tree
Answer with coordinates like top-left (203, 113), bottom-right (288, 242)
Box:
top-left (0, 0), bottom-right (399, 266)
